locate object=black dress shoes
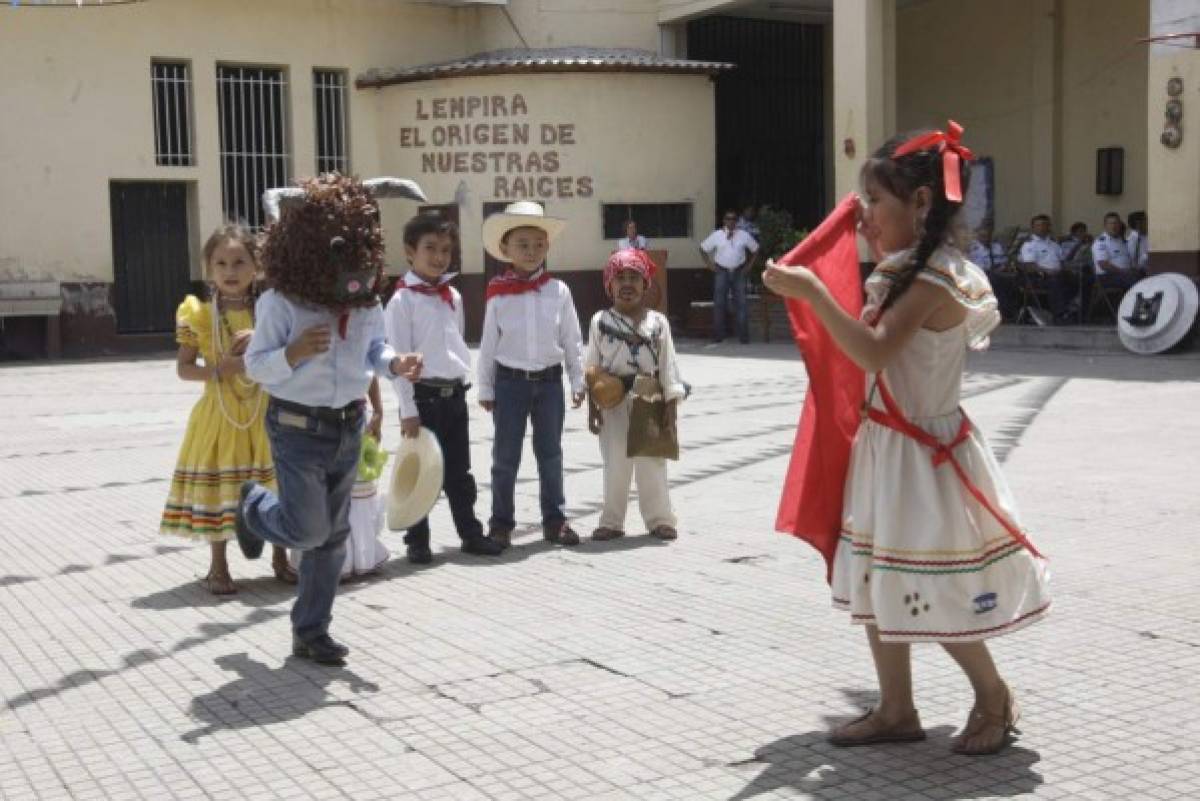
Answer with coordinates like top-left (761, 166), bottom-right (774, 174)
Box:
top-left (461, 534), bottom-right (504, 556)
top-left (406, 543), bottom-right (434, 565)
top-left (235, 481), bottom-right (264, 560)
top-left (292, 634), bottom-right (350, 665)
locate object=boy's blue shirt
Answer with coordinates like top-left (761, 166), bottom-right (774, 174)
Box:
top-left (244, 289), bottom-right (397, 408)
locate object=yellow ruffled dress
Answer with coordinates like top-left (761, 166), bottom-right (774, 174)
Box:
top-left (160, 295), bottom-right (275, 541)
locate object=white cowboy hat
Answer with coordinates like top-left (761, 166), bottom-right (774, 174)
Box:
top-left (386, 428), bottom-right (445, 531)
top-left (1117, 273), bottom-right (1199, 355)
top-left (482, 201), bottom-right (567, 262)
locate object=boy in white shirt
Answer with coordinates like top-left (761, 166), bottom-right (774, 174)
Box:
top-left (477, 202), bottom-right (586, 547)
top-left (585, 250), bottom-right (686, 542)
top-left (384, 213), bottom-right (504, 564)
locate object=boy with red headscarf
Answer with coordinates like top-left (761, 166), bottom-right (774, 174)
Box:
top-left (584, 249), bottom-right (687, 541)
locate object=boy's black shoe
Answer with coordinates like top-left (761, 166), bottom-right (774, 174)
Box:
top-left (461, 533), bottom-right (504, 557)
top-left (234, 481), bottom-right (264, 560)
top-left (487, 527), bottom-right (513, 549)
top-left (406, 543), bottom-right (434, 565)
top-left (292, 634), bottom-right (349, 665)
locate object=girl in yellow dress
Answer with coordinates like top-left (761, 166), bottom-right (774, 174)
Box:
top-left (160, 224), bottom-right (296, 594)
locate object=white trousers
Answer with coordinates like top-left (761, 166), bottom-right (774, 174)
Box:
top-left (597, 398), bottom-right (676, 531)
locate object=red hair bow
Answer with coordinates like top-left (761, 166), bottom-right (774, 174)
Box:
top-left (892, 119), bottom-right (975, 203)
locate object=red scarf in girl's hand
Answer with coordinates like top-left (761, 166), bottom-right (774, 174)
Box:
top-left (486, 268), bottom-right (552, 300)
top-left (774, 193), bottom-right (866, 581)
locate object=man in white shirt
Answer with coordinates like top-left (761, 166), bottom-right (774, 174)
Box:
top-left (1089, 211), bottom-right (1140, 304)
top-left (1018, 214), bottom-right (1071, 323)
top-left (700, 210), bottom-right (759, 344)
top-left (1125, 210), bottom-right (1150, 275)
top-left (617, 220), bottom-right (648, 251)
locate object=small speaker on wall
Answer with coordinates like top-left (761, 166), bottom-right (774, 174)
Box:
top-left (1096, 147), bottom-right (1124, 195)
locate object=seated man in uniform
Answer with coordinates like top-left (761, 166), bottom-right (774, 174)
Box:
top-left (1092, 212), bottom-right (1139, 289)
top-left (1018, 214), bottom-right (1073, 324)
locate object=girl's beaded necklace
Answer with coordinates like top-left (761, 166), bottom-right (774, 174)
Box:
top-left (210, 291), bottom-right (265, 431)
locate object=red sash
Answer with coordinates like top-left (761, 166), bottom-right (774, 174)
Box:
top-left (486, 269), bottom-right (551, 300)
top-left (866, 374), bottom-right (1044, 559)
top-left (398, 281), bottom-right (455, 309)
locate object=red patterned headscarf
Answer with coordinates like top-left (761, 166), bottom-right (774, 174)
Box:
top-left (603, 248), bottom-right (656, 295)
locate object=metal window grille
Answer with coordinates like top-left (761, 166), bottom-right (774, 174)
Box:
top-left (151, 60), bottom-right (194, 166)
top-left (602, 203), bottom-right (692, 239)
top-left (314, 69), bottom-right (349, 174)
top-left (216, 65), bottom-right (290, 230)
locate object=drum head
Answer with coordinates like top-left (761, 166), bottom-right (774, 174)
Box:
top-left (1117, 274), bottom-right (1199, 355)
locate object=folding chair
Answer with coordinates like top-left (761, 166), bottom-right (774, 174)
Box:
top-left (1087, 278), bottom-right (1126, 323)
top-left (1014, 266), bottom-right (1052, 326)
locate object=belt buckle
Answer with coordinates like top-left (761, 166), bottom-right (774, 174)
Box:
top-left (439, 385), bottom-right (454, 398)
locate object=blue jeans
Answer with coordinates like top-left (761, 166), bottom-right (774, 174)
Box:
top-left (242, 403), bottom-right (361, 642)
top-left (713, 267), bottom-right (748, 342)
top-left (489, 370), bottom-right (566, 530)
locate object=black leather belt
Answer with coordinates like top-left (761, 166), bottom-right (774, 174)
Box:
top-left (496, 363), bottom-right (562, 382)
top-left (270, 397), bottom-right (365, 425)
top-left (414, 380), bottom-right (468, 399)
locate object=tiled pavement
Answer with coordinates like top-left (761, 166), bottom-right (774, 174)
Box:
top-left (0, 342), bottom-right (1197, 800)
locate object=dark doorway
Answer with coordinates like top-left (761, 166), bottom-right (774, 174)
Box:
top-left (109, 182), bottom-right (192, 334)
top-left (687, 15), bottom-right (826, 230)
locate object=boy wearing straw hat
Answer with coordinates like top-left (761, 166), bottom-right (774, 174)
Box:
top-left (384, 212), bottom-right (504, 564)
top-left (478, 201), bottom-right (586, 546)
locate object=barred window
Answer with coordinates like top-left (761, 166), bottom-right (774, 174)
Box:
top-left (314, 69), bottom-right (349, 174)
top-left (602, 203), bottom-right (692, 240)
top-left (151, 60), bottom-right (194, 166)
top-left (216, 65), bottom-right (290, 229)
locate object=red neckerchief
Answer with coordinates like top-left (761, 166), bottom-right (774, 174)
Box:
top-left (397, 275), bottom-right (455, 310)
top-left (486, 268), bottom-right (551, 300)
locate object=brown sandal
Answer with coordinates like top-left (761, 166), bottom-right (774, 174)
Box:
top-left (952, 685), bottom-right (1020, 756)
top-left (201, 570), bottom-right (237, 596)
top-left (591, 527), bottom-right (625, 541)
top-left (272, 559), bottom-right (299, 585)
top-left (828, 709), bottom-right (926, 747)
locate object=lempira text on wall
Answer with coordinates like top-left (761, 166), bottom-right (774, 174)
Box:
top-left (398, 94), bottom-right (594, 200)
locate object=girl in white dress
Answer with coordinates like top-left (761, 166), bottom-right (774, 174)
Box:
top-left (764, 122), bottom-right (1050, 756)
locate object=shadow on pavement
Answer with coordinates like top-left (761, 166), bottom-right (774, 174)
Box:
top-left (728, 728), bottom-right (1043, 800)
top-left (729, 687), bottom-right (1043, 800)
top-left (181, 653), bottom-right (384, 744)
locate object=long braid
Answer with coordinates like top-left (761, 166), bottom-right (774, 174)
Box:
top-left (883, 187), bottom-right (957, 311)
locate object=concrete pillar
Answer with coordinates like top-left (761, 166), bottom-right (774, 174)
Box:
top-left (1146, 1), bottom-right (1200, 275)
top-left (832, 0), bottom-right (896, 201)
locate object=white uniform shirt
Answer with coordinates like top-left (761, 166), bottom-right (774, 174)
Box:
top-left (967, 240), bottom-right (1006, 272)
top-left (1019, 235), bottom-right (1062, 271)
top-left (618, 235), bottom-right (648, 250)
top-left (383, 272), bottom-right (471, 419)
top-left (584, 309), bottom-right (686, 403)
top-left (476, 274), bottom-right (585, 402)
top-left (1126, 231), bottom-right (1150, 270)
top-left (701, 227), bottom-right (759, 270)
top-left (1091, 233), bottom-right (1131, 275)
